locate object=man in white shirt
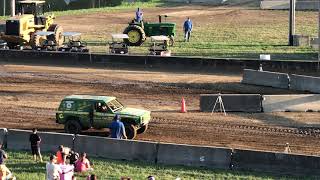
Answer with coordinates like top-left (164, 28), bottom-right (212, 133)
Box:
top-left (46, 154), bottom-right (62, 180)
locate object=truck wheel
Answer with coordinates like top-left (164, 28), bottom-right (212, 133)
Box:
top-left (64, 120), bottom-right (81, 134)
top-left (137, 124), bottom-right (148, 134)
top-left (125, 124), bottom-right (137, 139)
top-left (123, 25), bottom-right (146, 46)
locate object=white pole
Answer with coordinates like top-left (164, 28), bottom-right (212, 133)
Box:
top-left (3, 0), bottom-right (5, 16)
top-left (11, 0), bottom-right (15, 17)
top-left (318, 0), bottom-right (320, 69)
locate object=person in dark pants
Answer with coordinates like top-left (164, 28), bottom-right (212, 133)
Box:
top-left (109, 115), bottom-right (127, 139)
top-left (29, 128), bottom-right (43, 162)
top-left (0, 143), bottom-right (7, 165)
top-left (183, 17), bottom-right (193, 42)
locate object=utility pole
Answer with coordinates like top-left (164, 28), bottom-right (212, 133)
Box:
top-left (3, 0), bottom-right (6, 16)
top-left (288, 0), bottom-right (296, 46)
top-left (11, 0), bottom-right (15, 17)
top-left (318, 0), bottom-right (320, 69)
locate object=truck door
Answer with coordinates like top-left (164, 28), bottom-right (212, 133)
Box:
top-left (93, 101), bottom-right (114, 129)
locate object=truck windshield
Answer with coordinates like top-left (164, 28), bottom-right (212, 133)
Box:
top-left (107, 99), bottom-right (123, 112)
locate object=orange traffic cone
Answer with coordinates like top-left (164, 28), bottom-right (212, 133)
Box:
top-left (181, 97), bottom-right (187, 113)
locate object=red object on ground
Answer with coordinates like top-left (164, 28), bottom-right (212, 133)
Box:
top-left (181, 97), bottom-right (187, 113)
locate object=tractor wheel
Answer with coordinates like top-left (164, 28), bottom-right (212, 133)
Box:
top-left (137, 124), bottom-right (148, 134)
top-left (64, 120), bottom-right (82, 135)
top-left (30, 32), bottom-right (40, 50)
top-left (125, 124), bottom-right (137, 139)
top-left (123, 25), bottom-right (146, 46)
top-left (48, 24), bottom-right (64, 46)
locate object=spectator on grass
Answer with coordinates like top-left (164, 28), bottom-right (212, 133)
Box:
top-left (183, 17), bottom-right (193, 42)
top-left (0, 144), bottom-right (7, 165)
top-left (0, 164), bottom-right (16, 180)
top-left (109, 115), bottom-right (127, 140)
top-left (135, 8), bottom-right (143, 22)
top-left (75, 152), bottom-right (92, 172)
top-left (59, 154), bottom-right (75, 180)
top-left (29, 128), bottom-right (43, 162)
top-left (46, 154), bottom-right (62, 180)
top-left (87, 174), bottom-right (97, 180)
top-left (56, 145), bottom-right (64, 165)
top-left (147, 176), bottom-right (155, 180)
top-left (56, 145), bottom-right (71, 165)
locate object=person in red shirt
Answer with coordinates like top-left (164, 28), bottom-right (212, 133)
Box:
top-left (56, 145), bottom-right (64, 165)
top-left (75, 152), bottom-right (92, 172)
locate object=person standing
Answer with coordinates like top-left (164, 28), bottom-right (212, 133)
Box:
top-left (135, 7), bottom-right (143, 22)
top-left (29, 128), bottom-right (43, 162)
top-left (109, 115), bottom-right (127, 139)
top-left (183, 17), bottom-right (193, 42)
top-left (0, 144), bottom-right (7, 165)
top-left (46, 154), bottom-right (62, 180)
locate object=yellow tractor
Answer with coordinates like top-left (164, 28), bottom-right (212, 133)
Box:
top-left (0, 0), bottom-right (63, 49)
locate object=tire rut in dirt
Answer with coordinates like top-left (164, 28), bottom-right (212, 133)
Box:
top-left (152, 116), bottom-right (320, 138)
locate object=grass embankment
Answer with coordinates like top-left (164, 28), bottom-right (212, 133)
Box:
top-left (86, 10), bottom-right (318, 60)
top-left (4, 150), bottom-right (316, 180)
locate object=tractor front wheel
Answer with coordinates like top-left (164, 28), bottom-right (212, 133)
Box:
top-left (48, 24), bottom-right (64, 46)
top-left (123, 25), bottom-right (146, 46)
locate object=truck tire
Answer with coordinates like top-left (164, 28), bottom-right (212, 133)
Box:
top-left (64, 120), bottom-right (81, 134)
top-left (137, 124), bottom-right (148, 134)
top-left (123, 25), bottom-right (146, 46)
top-left (125, 124), bottom-right (137, 139)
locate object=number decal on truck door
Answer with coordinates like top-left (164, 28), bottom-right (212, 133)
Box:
top-left (65, 101), bottom-right (74, 109)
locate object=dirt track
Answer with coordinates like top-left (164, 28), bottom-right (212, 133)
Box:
top-left (0, 64), bottom-right (320, 156)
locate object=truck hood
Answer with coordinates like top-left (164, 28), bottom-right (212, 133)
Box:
top-left (118, 107), bottom-right (150, 117)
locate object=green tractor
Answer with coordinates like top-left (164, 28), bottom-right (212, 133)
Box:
top-left (123, 15), bottom-right (176, 46)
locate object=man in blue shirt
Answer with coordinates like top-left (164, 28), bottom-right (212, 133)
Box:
top-left (135, 8), bottom-right (143, 23)
top-left (183, 17), bottom-right (193, 42)
top-left (109, 115), bottom-right (127, 139)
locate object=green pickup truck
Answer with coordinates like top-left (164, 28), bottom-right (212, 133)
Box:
top-left (56, 95), bottom-right (151, 139)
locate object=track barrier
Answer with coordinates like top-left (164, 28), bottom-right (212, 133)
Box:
top-left (0, 50), bottom-right (318, 72)
top-left (232, 149), bottom-right (320, 175)
top-left (262, 94), bottom-right (320, 112)
top-left (74, 135), bottom-right (157, 163)
top-left (200, 94), bottom-right (262, 112)
top-left (241, 69), bottom-right (290, 89)
top-left (7, 129), bottom-right (74, 152)
top-left (289, 74), bottom-right (320, 93)
top-left (157, 142), bottom-right (232, 169)
top-left (4, 129), bottom-right (320, 176)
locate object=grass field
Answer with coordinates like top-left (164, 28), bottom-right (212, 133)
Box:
top-left (4, 150), bottom-right (315, 180)
top-left (0, 0), bottom-right (318, 60)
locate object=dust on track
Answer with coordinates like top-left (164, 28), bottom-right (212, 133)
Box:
top-left (0, 65), bottom-right (320, 156)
